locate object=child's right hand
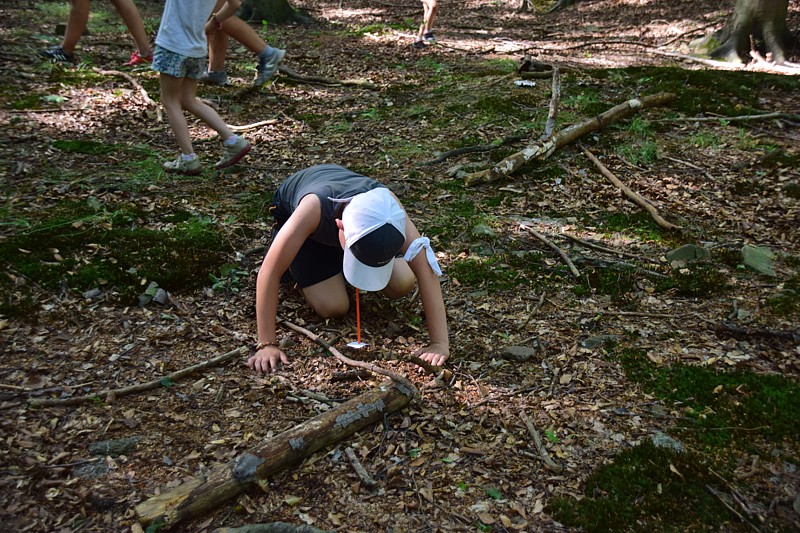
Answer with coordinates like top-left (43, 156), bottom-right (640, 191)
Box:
top-left (247, 346), bottom-right (289, 373)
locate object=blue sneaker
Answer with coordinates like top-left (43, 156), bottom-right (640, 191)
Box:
top-left (255, 48), bottom-right (286, 86)
top-left (41, 47), bottom-right (75, 64)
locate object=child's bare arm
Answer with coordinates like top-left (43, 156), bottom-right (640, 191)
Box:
top-left (404, 219), bottom-right (450, 365)
top-left (248, 196), bottom-right (321, 373)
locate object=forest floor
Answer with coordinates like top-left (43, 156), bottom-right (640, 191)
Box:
top-left (1, 0), bottom-right (799, 532)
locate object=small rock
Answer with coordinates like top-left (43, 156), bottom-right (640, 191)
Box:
top-left (138, 281), bottom-right (160, 306)
top-left (741, 244), bottom-right (775, 276)
top-left (652, 431), bottom-right (685, 453)
top-left (580, 335), bottom-right (621, 349)
top-left (153, 288), bottom-right (170, 305)
top-left (88, 436), bottom-right (140, 458)
top-left (74, 461), bottom-right (110, 480)
top-left (472, 224), bottom-right (497, 238)
top-left (666, 244), bottom-right (709, 263)
top-left (498, 345), bottom-right (537, 362)
top-left (82, 288), bottom-right (102, 299)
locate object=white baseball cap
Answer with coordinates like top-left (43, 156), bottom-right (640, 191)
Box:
top-left (341, 188), bottom-right (406, 291)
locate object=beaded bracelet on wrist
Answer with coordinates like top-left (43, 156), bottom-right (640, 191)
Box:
top-left (255, 341), bottom-right (277, 352)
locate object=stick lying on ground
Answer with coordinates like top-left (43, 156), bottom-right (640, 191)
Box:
top-left (464, 92), bottom-right (675, 186)
top-left (580, 144), bottom-right (681, 231)
top-left (26, 346), bottom-right (248, 408)
top-left (135, 379), bottom-right (415, 530)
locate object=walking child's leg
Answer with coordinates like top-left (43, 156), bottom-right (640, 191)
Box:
top-left (109, 0), bottom-right (152, 56)
top-left (208, 30), bottom-right (229, 72)
top-left (62, 0), bottom-right (90, 55)
top-left (179, 80), bottom-right (235, 141)
top-left (159, 73), bottom-right (195, 155)
top-left (179, 80), bottom-right (251, 167)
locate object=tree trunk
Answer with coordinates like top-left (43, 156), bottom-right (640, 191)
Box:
top-left (690, 0), bottom-right (791, 64)
top-left (239, 0), bottom-right (311, 25)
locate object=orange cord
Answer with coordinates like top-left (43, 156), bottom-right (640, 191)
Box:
top-left (355, 288), bottom-right (361, 343)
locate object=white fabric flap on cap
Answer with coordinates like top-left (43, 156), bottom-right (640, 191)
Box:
top-left (403, 237), bottom-right (442, 276)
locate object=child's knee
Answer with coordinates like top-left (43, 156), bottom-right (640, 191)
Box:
top-left (311, 298), bottom-right (350, 319)
top-left (383, 260), bottom-right (416, 300)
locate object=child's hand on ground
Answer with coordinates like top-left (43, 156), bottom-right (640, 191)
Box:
top-left (414, 342), bottom-right (449, 367)
top-left (247, 347), bottom-right (289, 373)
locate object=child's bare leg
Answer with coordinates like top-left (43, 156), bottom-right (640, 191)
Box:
top-left (178, 80), bottom-right (235, 141)
top-left (62, 0), bottom-right (90, 55)
top-left (222, 16), bottom-right (268, 55)
top-left (109, 0), bottom-right (152, 56)
top-left (382, 258), bottom-right (416, 300)
top-left (300, 274), bottom-right (350, 318)
top-left (208, 30), bottom-right (229, 72)
top-left (159, 73), bottom-right (194, 155)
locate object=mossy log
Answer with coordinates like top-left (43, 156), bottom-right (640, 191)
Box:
top-left (135, 380), bottom-right (415, 530)
top-left (464, 92), bottom-right (675, 187)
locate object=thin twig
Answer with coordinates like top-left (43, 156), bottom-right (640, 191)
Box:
top-left (93, 68), bottom-right (161, 122)
top-left (654, 111), bottom-right (799, 123)
top-left (344, 446), bottom-right (378, 488)
top-left (228, 119), bottom-right (278, 132)
top-left (580, 144), bottom-right (681, 231)
top-left (520, 410), bottom-right (561, 472)
top-left (520, 291), bottom-right (546, 329)
top-left (280, 319), bottom-right (418, 396)
top-left (416, 133), bottom-right (528, 167)
top-left (540, 66), bottom-right (561, 141)
top-left (560, 233), bottom-right (656, 262)
top-left (519, 224), bottom-right (581, 279)
top-left (705, 485), bottom-right (762, 532)
top-left (661, 155), bottom-right (715, 181)
top-left (25, 346), bottom-right (248, 408)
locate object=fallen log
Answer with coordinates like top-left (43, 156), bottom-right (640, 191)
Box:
top-left (135, 379), bottom-right (415, 530)
top-left (464, 92), bottom-right (675, 186)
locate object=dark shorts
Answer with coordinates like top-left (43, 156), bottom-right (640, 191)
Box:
top-left (271, 203), bottom-right (343, 288)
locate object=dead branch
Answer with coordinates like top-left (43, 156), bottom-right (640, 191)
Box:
top-left (656, 111), bottom-right (800, 124)
top-left (580, 145), bottom-right (681, 231)
top-left (213, 523), bottom-right (327, 533)
top-left (280, 319), bottom-right (418, 395)
top-left (278, 65), bottom-right (378, 90)
top-left (560, 234), bottom-right (656, 263)
top-left (464, 93), bottom-right (675, 186)
top-left (540, 67), bottom-right (561, 141)
top-left (520, 410), bottom-right (561, 472)
top-left (135, 379), bottom-right (415, 530)
top-left (416, 133), bottom-right (528, 167)
top-left (661, 155), bottom-right (715, 182)
top-left (93, 68), bottom-right (161, 121)
top-left (705, 485), bottom-right (761, 533)
top-left (344, 446), bottom-right (378, 488)
top-left (26, 346), bottom-right (248, 408)
top-left (228, 119), bottom-right (278, 132)
top-left (519, 224), bottom-right (581, 279)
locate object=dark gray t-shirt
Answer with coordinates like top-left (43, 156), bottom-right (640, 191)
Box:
top-left (272, 165), bottom-right (385, 246)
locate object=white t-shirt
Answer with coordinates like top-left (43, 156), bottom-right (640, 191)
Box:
top-left (155, 0), bottom-right (217, 58)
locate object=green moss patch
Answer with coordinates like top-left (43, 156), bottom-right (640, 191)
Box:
top-left (550, 349), bottom-right (799, 531)
top-left (0, 200), bottom-right (231, 316)
top-left (548, 442), bottom-right (733, 532)
top-left (448, 252), bottom-right (543, 292)
top-left (767, 274), bottom-right (800, 318)
top-left (618, 349), bottom-right (800, 445)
